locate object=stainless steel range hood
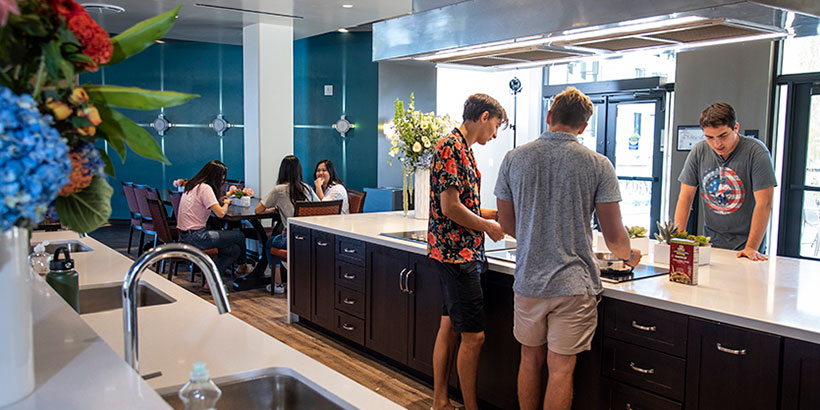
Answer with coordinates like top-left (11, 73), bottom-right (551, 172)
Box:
top-left (372, 0), bottom-right (820, 69)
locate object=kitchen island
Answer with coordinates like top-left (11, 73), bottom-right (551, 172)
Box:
top-left (21, 230), bottom-right (402, 409)
top-left (288, 211), bottom-right (820, 410)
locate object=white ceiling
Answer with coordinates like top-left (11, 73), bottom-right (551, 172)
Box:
top-left (85, 0), bottom-right (413, 45)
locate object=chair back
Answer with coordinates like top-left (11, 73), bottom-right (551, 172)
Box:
top-left (294, 200), bottom-right (343, 217)
top-left (168, 190), bottom-right (182, 220)
top-left (133, 184), bottom-right (155, 232)
top-left (347, 189), bottom-right (367, 214)
top-left (121, 182), bottom-right (142, 223)
top-left (146, 198), bottom-right (176, 243)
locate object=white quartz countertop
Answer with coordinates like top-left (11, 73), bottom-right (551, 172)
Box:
top-left (28, 231), bottom-right (402, 409)
top-left (290, 211), bottom-right (820, 344)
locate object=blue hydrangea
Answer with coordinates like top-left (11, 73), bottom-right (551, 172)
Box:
top-left (0, 87), bottom-right (72, 231)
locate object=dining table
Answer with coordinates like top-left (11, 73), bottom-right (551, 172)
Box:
top-left (222, 197), bottom-right (280, 291)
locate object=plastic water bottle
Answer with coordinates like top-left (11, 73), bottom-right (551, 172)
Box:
top-left (178, 362), bottom-right (222, 410)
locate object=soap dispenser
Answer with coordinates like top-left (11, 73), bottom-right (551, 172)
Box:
top-left (178, 362), bottom-right (222, 410)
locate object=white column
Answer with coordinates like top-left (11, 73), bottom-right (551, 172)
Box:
top-left (243, 23), bottom-right (293, 197)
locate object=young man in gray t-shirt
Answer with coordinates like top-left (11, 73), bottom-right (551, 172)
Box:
top-left (675, 102), bottom-right (777, 260)
top-left (495, 87), bottom-right (641, 410)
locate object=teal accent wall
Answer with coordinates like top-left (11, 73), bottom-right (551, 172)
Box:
top-left (81, 40), bottom-right (244, 220)
top-left (294, 32), bottom-right (378, 191)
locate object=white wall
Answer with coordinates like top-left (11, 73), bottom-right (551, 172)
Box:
top-left (436, 67), bottom-right (543, 210)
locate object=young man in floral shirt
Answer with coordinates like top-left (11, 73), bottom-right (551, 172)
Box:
top-left (428, 93), bottom-right (507, 410)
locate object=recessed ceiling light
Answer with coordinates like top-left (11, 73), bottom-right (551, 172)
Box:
top-left (342, 4), bottom-right (353, 8)
top-left (338, 28), bottom-right (349, 33)
top-left (155, 40), bottom-right (165, 44)
top-left (81, 3), bottom-right (125, 13)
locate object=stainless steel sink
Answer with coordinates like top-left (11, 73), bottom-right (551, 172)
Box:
top-left (41, 240), bottom-right (94, 254)
top-left (159, 367), bottom-right (355, 410)
top-left (79, 283), bottom-right (175, 314)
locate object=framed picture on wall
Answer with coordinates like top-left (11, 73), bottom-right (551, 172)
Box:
top-left (677, 125), bottom-right (704, 151)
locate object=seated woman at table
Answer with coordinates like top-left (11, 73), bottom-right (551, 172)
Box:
top-left (313, 159), bottom-right (349, 214)
top-left (255, 155), bottom-right (318, 293)
top-left (178, 160), bottom-right (253, 279)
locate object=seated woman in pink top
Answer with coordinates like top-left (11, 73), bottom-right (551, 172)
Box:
top-left (177, 160), bottom-right (251, 278)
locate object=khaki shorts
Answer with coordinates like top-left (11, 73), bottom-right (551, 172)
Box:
top-left (513, 293), bottom-right (599, 355)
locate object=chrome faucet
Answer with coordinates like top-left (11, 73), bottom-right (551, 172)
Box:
top-left (122, 243), bottom-right (231, 373)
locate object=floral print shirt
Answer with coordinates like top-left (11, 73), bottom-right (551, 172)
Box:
top-left (427, 128), bottom-right (485, 263)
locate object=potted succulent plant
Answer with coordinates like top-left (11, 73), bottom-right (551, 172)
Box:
top-left (652, 221), bottom-right (712, 265)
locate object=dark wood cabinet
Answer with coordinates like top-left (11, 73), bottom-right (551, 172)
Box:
top-left (407, 253), bottom-right (443, 375)
top-left (311, 230), bottom-right (336, 329)
top-left (781, 338), bottom-right (820, 410)
top-left (602, 338), bottom-right (686, 401)
top-left (365, 244), bottom-right (410, 363)
top-left (607, 380), bottom-right (682, 410)
top-left (604, 298), bottom-right (688, 357)
top-left (685, 317), bottom-right (781, 410)
top-left (289, 225), bottom-right (312, 319)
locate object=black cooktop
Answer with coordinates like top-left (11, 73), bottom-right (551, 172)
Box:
top-left (381, 230), bottom-right (517, 252)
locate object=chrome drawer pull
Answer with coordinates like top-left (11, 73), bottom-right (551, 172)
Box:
top-left (342, 324), bottom-right (355, 331)
top-left (716, 343), bottom-right (747, 356)
top-left (399, 268), bottom-right (408, 292)
top-left (631, 320), bottom-right (657, 332)
top-left (629, 362), bottom-right (655, 375)
top-left (317, 241), bottom-right (329, 247)
top-left (343, 248), bottom-right (358, 254)
top-left (343, 298), bottom-right (356, 305)
top-left (626, 404), bottom-right (636, 410)
top-left (342, 273), bottom-right (356, 280)
top-left (294, 235), bottom-right (305, 240)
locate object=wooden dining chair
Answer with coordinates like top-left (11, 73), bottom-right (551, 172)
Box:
top-left (122, 182), bottom-right (144, 256)
top-left (168, 190), bottom-right (182, 221)
top-left (269, 200), bottom-right (343, 294)
top-left (347, 189), bottom-right (367, 214)
top-left (132, 184), bottom-right (157, 256)
top-left (147, 197), bottom-right (219, 281)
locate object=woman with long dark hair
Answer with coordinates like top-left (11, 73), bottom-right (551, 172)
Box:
top-left (313, 159), bottom-right (349, 214)
top-left (177, 160), bottom-right (252, 280)
top-left (255, 155), bottom-right (318, 293)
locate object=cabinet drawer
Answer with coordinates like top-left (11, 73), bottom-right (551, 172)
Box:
top-left (336, 236), bottom-right (365, 266)
top-left (603, 338), bottom-right (686, 401)
top-left (335, 261), bottom-right (365, 292)
top-left (335, 286), bottom-right (365, 319)
top-left (608, 381), bottom-right (682, 410)
top-left (333, 311), bottom-right (365, 345)
top-left (604, 298), bottom-right (688, 357)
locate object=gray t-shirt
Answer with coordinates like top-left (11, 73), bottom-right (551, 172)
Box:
top-left (678, 136), bottom-right (777, 250)
top-left (261, 183), bottom-right (319, 226)
top-left (494, 131), bottom-right (621, 299)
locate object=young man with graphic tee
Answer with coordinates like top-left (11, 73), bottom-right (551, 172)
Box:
top-left (428, 93), bottom-right (507, 410)
top-left (495, 86), bottom-right (641, 410)
top-left (675, 102), bottom-right (777, 261)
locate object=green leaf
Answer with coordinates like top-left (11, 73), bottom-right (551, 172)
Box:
top-left (96, 129), bottom-right (127, 164)
top-left (96, 105), bottom-right (170, 165)
top-left (41, 41), bottom-right (74, 83)
top-left (55, 176), bottom-right (114, 233)
top-left (106, 6), bottom-right (181, 66)
top-left (85, 85), bottom-right (198, 110)
top-left (70, 116), bottom-right (93, 128)
top-left (98, 149), bottom-right (116, 177)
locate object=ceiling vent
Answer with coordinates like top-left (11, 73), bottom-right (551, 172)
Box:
top-left (81, 3), bottom-right (125, 14)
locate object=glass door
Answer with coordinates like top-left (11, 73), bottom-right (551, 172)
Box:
top-left (778, 78), bottom-right (820, 259)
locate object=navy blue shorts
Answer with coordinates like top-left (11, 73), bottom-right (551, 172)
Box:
top-left (436, 260), bottom-right (487, 333)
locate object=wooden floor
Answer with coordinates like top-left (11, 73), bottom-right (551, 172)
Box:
top-left (90, 222), bottom-right (455, 410)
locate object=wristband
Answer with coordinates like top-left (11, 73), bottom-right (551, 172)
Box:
top-left (622, 249), bottom-right (635, 264)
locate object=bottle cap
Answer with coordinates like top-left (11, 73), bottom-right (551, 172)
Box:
top-left (34, 241), bottom-right (47, 253)
top-left (49, 247), bottom-right (74, 271)
top-left (190, 361), bottom-right (210, 382)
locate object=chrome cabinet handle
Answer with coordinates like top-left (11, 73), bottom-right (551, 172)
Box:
top-left (626, 404), bottom-right (636, 410)
top-left (343, 248), bottom-right (358, 254)
top-left (399, 268), bottom-right (408, 292)
top-left (343, 298), bottom-right (356, 305)
top-left (631, 320), bottom-right (656, 332)
top-left (405, 269), bottom-right (414, 295)
top-left (342, 324), bottom-right (355, 331)
top-left (316, 241), bottom-right (328, 247)
top-left (716, 343), bottom-right (747, 356)
top-left (342, 273), bottom-right (356, 280)
top-left (629, 362), bottom-right (655, 375)
top-left (294, 235), bottom-right (305, 240)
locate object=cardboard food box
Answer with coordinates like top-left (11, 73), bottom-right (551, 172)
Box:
top-left (669, 238), bottom-right (698, 285)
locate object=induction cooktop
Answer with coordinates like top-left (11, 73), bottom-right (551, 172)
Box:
top-left (484, 249), bottom-right (668, 283)
top-left (381, 230), bottom-right (517, 252)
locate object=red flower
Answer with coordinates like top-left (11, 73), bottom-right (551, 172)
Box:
top-left (50, 0), bottom-right (83, 18)
top-left (449, 232), bottom-right (460, 242)
top-left (458, 248), bottom-right (473, 260)
top-left (473, 236), bottom-right (482, 247)
top-left (441, 145), bottom-right (452, 159)
top-left (66, 12), bottom-right (112, 71)
top-left (445, 158), bottom-right (457, 175)
top-left (427, 232), bottom-right (436, 246)
top-left (430, 247), bottom-right (442, 261)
